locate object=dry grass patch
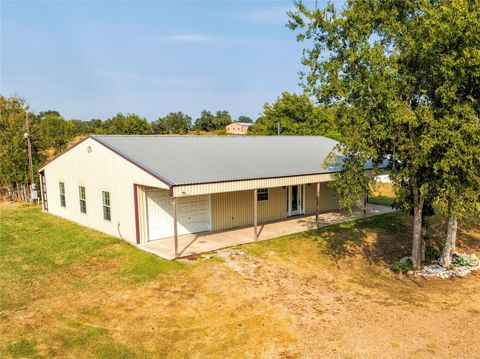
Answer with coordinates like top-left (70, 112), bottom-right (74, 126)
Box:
top-left (369, 182), bottom-right (396, 206)
top-left (372, 182), bottom-right (395, 197)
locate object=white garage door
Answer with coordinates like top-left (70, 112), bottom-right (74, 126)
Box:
top-left (146, 189), bottom-right (211, 240)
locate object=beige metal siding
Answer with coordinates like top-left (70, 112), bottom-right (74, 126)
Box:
top-left (226, 123), bottom-right (249, 135)
top-left (212, 190), bottom-right (252, 230)
top-left (41, 138), bottom-right (167, 244)
top-left (211, 187), bottom-right (287, 231)
top-left (305, 181), bottom-right (340, 214)
top-left (259, 187), bottom-right (287, 223)
top-left (305, 183), bottom-right (316, 215)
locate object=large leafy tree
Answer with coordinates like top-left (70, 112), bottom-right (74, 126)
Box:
top-left (193, 110), bottom-right (232, 132)
top-left (237, 115), bottom-right (253, 123)
top-left (0, 97), bottom-right (86, 194)
top-left (0, 96), bottom-right (35, 192)
top-left (413, 1), bottom-right (480, 266)
top-left (288, 0), bottom-right (480, 267)
top-left (101, 113), bottom-right (151, 135)
top-left (434, 107), bottom-right (480, 266)
top-left (251, 92), bottom-right (341, 140)
top-left (152, 112), bottom-right (192, 134)
top-left (33, 112), bottom-right (71, 154)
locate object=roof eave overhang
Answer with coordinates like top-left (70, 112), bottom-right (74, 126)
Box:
top-left (171, 167), bottom-right (383, 197)
top-left (171, 172), bottom-right (338, 197)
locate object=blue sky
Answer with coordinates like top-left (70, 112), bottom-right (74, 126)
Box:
top-left (1, 0), bottom-right (336, 121)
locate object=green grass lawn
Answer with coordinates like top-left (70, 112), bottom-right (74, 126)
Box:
top-left (1, 205), bottom-right (185, 358)
top-left (0, 205), bottom-right (182, 294)
top-left (1, 204), bottom-right (479, 358)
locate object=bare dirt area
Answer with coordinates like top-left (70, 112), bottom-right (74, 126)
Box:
top-left (207, 224), bottom-right (480, 358)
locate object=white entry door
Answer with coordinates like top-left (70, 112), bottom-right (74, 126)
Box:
top-left (146, 189), bottom-right (211, 240)
top-left (288, 185), bottom-right (305, 216)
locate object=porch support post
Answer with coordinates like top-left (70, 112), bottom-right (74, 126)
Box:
top-left (172, 197), bottom-right (179, 258)
top-left (253, 189), bottom-right (258, 240)
top-left (316, 182), bottom-right (320, 229)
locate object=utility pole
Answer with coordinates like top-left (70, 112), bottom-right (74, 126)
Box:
top-left (24, 110), bottom-right (36, 204)
top-left (277, 120), bottom-right (280, 136)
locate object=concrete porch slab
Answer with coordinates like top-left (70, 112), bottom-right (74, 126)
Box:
top-left (138, 204), bottom-right (396, 260)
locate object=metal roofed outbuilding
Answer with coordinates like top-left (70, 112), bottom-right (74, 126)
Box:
top-left (37, 134), bottom-right (376, 259)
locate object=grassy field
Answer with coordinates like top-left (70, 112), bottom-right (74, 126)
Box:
top-left (368, 182), bottom-right (396, 206)
top-left (1, 204), bottom-right (480, 358)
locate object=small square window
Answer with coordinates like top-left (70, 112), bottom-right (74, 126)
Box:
top-left (257, 188), bottom-right (268, 201)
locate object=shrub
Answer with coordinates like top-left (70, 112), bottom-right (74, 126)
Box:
top-left (425, 244), bottom-right (442, 264)
top-left (453, 253), bottom-right (474, 267)
top-left (392, 257), bottom-right (413, 274)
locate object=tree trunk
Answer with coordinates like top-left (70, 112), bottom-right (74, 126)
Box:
top-left (421, 218), bottom-right (428, 261)
top-left (421, 233), bottom-right (426, 263)
top-left (440, 213), bottom-right (458, 268)
top-left (411, 186), bottom-right (424, 268)
top-left (451, 218), bottom-right (457, 254)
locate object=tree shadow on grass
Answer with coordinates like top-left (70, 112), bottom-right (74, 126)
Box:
top-left (309, 213), bottom-right (412, 266)
top-left (457, 228), bottom-right (480, 252)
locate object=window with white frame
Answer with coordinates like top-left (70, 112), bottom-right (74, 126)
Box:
top-left (79, 186), bottom-right (86, 213)
top-left (257, 188), bottom-right (268, 201)
top-left (102, 191), bottom-right (111, 221)
top-left (59, 182), bottom-right (66, 207)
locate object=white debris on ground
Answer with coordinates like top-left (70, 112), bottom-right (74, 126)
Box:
top-left (415, 253), bottom-right (480, 279)
top-left (205, 248), bottom-right (261, 276)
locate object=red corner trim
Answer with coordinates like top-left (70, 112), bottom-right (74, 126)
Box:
top-left (133, 184), bottom-right (140, 244)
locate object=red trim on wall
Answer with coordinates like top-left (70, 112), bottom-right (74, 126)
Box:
top-left (40, 170), bottom-right (48, 211)
top-left (133, 184), bottom-right (140, 244)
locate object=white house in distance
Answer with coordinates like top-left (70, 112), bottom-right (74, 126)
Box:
top-left (225, 122), bottom-right (253, 134)
top-left (38, 135), bottom-right (344, 259)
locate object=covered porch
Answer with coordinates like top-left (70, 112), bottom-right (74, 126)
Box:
top-left (138, 203), bottom-right (395, 260)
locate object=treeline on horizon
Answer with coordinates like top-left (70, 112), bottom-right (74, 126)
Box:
top-left (0, 92), bottom-right (342, 194)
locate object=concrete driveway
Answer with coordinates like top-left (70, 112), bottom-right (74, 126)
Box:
top-left (139, 204), bottom-right (396, 260)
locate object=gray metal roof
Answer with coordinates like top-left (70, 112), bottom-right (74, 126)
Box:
top-left (91, 135), bottom-right (340, 186)
top-left (232, 122), bottom-right (254, 126)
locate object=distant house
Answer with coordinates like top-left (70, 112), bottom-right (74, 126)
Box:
top-left (38, 135), bottom-right (344, 258)
top-left (226, 122), bottom-right (253, 135)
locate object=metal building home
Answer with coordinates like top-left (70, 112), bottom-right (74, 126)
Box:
top-left (38, 135), bottom-right (346, 259)
top-left (225, 122), bottom-right (253, 135)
